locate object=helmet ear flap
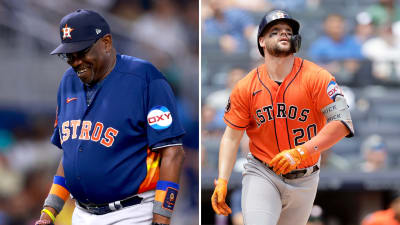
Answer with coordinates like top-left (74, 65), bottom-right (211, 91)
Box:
top-left (290, 34), bottom-right (301, 53)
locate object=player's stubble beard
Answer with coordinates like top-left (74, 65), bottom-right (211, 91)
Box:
top-left (266, 41), bottom-right (292, 57)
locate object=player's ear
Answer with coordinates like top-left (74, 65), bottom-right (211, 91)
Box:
top-left (101, 34), bottom-right (113, 53)
top-left (259, 36), bottom-right (266, 48)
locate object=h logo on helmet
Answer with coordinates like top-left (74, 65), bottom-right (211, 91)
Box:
top-left (62, 24), bottom-right (74, 39)
top-left (271, 11), bottom-right (286, 20)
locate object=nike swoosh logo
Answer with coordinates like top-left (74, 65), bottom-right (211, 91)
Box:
top-left (253, 90), bottom-right (262, 96)
top-left (66, 97), bottom-right (78, 103)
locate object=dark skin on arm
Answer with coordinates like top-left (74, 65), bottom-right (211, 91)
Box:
top-left (153, 145), bottom-right (185, 224)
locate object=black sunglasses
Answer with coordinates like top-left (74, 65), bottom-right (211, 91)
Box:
top-left (58, 39), bottom-right (99, 63)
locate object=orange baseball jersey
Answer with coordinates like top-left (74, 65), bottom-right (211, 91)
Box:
top-left (224, 57), bottom-right (343, 169)
top-left (362, 209), bottom-right (400, 225)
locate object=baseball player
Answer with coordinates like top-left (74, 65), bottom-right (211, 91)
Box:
top-left (211, 10), bottom-right (354, 225)
top-left (362, 192), bottom-right (400, 225)
top-left (34, 9), bottom-right (185, 225)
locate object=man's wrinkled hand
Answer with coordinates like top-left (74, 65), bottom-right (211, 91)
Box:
top-left (211, 178), bottom-right (232, 216)
top-left (269, 145), bottom-right (309, 175)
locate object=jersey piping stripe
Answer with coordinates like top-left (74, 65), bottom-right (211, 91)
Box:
top-left (152, 143), bottom-right (183, 150)
top-left (282, 59), bottom-right (304, 149)
top-left (224, 116), bottom-right (247, 129)
top-left (257, 67), bottom-right (281, 152)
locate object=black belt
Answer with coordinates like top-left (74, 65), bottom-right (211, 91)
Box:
top-left (254, 156), bottom-right (319, 179)
top-left (77, 195), bottom-right (143, 215)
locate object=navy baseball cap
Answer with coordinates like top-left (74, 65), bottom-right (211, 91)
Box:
top-left (50, 9), bottom-right (110, 55)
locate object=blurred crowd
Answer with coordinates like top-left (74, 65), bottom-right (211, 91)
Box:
top-left (305, 191), bottom-right (400, 225)
top-left (0, 0), bottom-right (198, 224)
top-left (202, 0), bottom-right (400, 224)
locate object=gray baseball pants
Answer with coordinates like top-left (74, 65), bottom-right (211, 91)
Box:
top-left (242, 154), bottom-right (319, 225)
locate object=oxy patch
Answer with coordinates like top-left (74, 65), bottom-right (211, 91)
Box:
top-left (326, 80), bottom-right (341, 100)
top-left (147, 106), bottom-right (172, 130)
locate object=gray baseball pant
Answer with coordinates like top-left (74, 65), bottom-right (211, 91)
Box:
top-left (242, 154), bottom-right (319, 225)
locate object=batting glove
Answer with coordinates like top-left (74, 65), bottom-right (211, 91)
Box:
top-left (269, 145), bottom-right (309, 175)
top-left (211, 178), bottom-right (232, 216)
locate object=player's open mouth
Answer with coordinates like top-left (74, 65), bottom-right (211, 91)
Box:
top-left (279, 38), bottom-right (289, 42)
top-left (279, 39), bottom-right (289, 45)
top-left (77, 68), bottom-right (88, 76)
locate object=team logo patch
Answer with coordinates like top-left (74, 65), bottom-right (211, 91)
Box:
top-left (326, 81), bottom-right (342, 100)
top-left (66, 97), bottom-right (78, 103)
top-left (147, 106), bottom-right (172, 130)
top-left (62, 24), bottom-right (74, 39)
top-left (163, 187), bottom-right (178, 210)
top-left (225, 97), bottom-right (231, 113)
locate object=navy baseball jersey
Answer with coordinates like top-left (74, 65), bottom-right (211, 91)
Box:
top-left (51, 54), bottom-right (185, 204)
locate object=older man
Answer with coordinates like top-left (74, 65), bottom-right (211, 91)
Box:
top-left (35, 9), bottom-right (185, 225)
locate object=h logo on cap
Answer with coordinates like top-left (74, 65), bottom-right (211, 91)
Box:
top-left (62, 24), bottom-right (74, 39)
top-left (51, 10), bottom-right (111, 55)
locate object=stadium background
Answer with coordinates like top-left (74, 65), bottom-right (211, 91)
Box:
top-left (201, 0), bottom-right (400, 225)
top-left (0, 0), bottom-right (198, 224)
